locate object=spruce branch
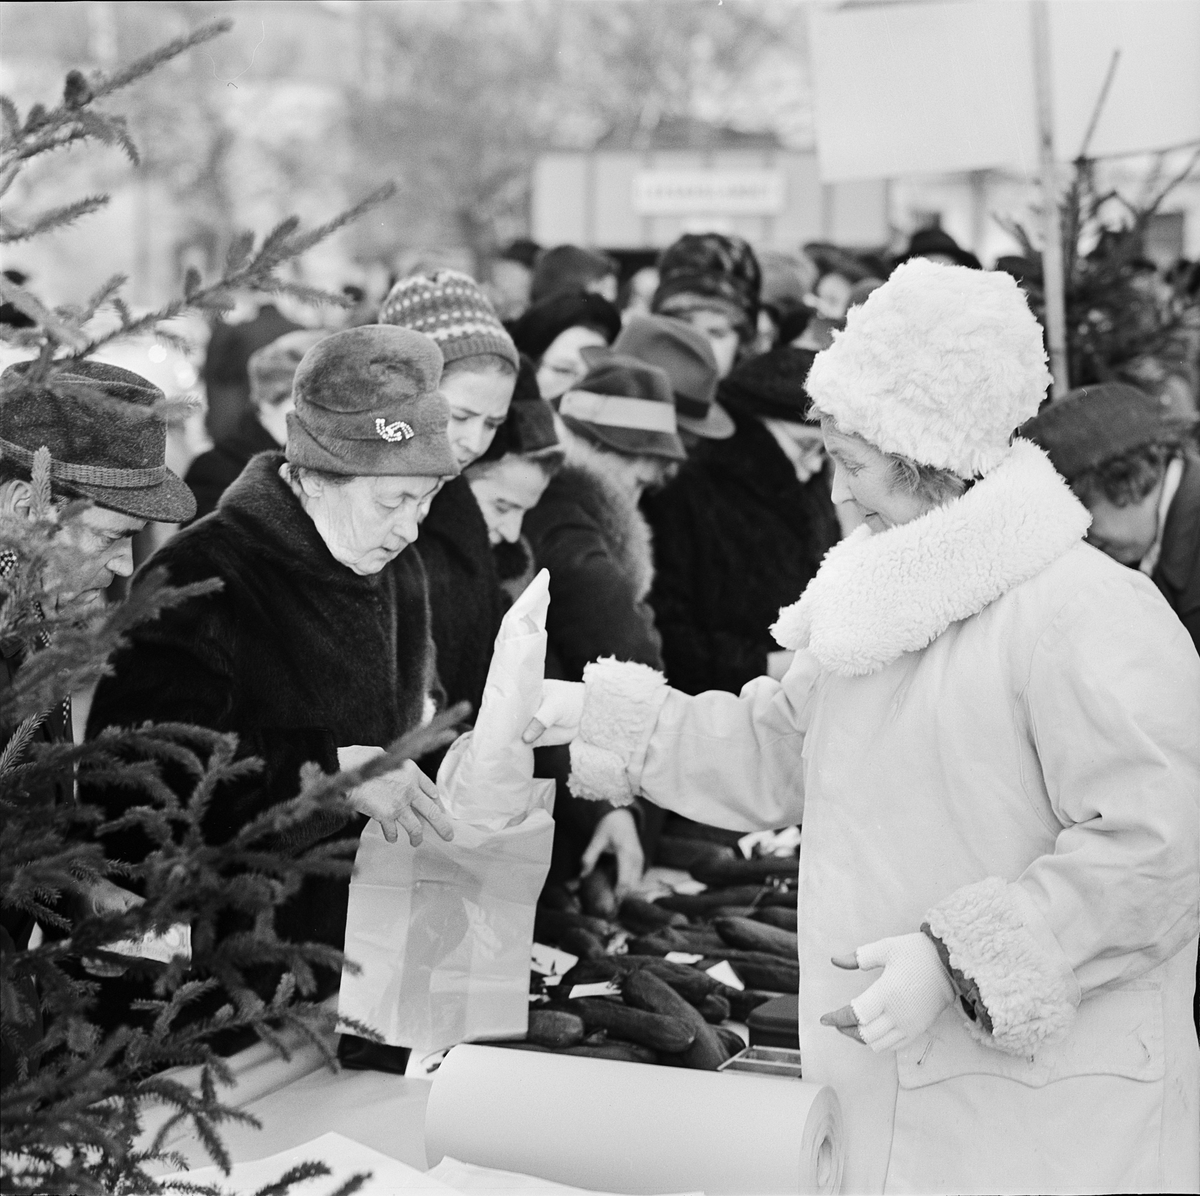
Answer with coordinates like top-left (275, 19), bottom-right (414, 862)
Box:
top-left (0, 194), bottom-right (110, 244)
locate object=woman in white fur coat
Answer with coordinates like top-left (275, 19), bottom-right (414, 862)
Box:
top-left (525, 259), bottom-right (1200, 1195)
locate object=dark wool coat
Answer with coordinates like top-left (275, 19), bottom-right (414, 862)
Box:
top-left (87, 452), bottom-right (435, 968)
top-left (522, 462), bottom-right (663, 680)
top-left (522, 461), bottom-right (664, 881)
top-left (184, 409), bottom-right (278, 523)
top-left (1153, 447), bottom-right (1200, 658)
top-left (642, 407), bottom-right (840, 696)
top-left (415, 475), bottom-right (506, 720)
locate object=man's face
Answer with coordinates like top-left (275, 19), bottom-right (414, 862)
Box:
top-left (1084, 487), bottom-right (1162, 566)
top-left (51, 504), bottom-right (147, 613)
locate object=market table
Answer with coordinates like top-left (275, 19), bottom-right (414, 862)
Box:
top-left (139, 1012), bottom-right (435, 1178)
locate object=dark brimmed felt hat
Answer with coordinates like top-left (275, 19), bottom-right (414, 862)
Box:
top-left (897, 227), bottom-right (982, 271)
top-left (555, 353), bottom-right (685, 461)
top-left (1019, 381), bottom-right (1197, 480)
top-left (508, 290), bottom-right (622, 361)
top-left (612, 315), bottom-right (733, 440)
top-left (478, 355), bottom-right (560, 462)
top-left (0, 358), bottom-right (196, 522)
top-left (718, 346), bottom-right (820, 425)
top-left (285, 324), bottom-right (459, 478)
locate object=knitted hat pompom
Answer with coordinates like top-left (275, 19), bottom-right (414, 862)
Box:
top-left (806, 258), bottom-right (1052, 477)
top-left (379, 269), bottom-right (518, 372)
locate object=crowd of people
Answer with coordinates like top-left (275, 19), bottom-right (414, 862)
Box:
top-left (3, 221), bottom-right (1199, 1192)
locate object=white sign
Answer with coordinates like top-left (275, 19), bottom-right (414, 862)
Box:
top-left (633, 170), bottom-right (786, 216)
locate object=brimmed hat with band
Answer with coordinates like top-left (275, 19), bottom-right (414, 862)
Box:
top-left (0, 359), bottom-right (196, 522)
top-left (556, 354), bottom-right (686, 462)
top-left (285, 324), bottom-right (459, 478)
top-left (612, 315), bottom-right (734, 440)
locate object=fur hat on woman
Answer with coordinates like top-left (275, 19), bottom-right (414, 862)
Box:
top-left (285, 325), bottom-right (458, 478)
top-left (805, 259), bottom-right (1052, 477)
top-left (652, 233), bottom-right (761, 335)
top-left (379, 270), bottom-right (519, 372)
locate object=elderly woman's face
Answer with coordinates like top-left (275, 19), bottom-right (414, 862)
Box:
top-left (441, 365), bottom-right (516, 469)
top-left (467, 455), bottom-right (552, 546)
top-left (823, 426), bottom-right (931, 533)
top-left (300, 472), bottom-right (443, 575)
top-left (537, 326), bottom-right (609, 400)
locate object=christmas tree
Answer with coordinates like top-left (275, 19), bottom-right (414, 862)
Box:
top-left (1, 21), bottom-right (458, 1195)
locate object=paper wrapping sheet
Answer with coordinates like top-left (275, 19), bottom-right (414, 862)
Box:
top-left (439, 569), bottom-right (552, 828)
top-left (338, 570), bottom-right (555, 1051)
top-left (425, 1045), bottom-right (845, 1195)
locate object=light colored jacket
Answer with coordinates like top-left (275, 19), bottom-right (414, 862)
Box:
top-left (568, 442), bottom-right (1200, 1195)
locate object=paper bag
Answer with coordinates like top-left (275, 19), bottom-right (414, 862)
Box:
top-left (338, 572), bottom-right (556, 1051)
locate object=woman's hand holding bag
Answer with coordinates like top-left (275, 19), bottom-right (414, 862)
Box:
top-left (821, 932), bottom-right (955, 1052)
top-left (337, 746), bottom-right (453, 846)
top-left (522, 680), bottom-right (585, 746)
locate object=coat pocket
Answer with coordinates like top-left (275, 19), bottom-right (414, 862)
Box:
top-left (885, 985), bottom-right (1165, 1195)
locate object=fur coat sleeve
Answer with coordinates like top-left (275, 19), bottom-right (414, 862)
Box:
top-left (87, 547), bottom-right (338, 859)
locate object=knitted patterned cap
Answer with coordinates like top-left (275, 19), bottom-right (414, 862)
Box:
top-left (379, 270), bottom-right (519, 371)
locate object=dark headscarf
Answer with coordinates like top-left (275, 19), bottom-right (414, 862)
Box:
top-left (717, 346), bottom-right (819, 423)
top-left (507, 291), bottom-right (622, 362)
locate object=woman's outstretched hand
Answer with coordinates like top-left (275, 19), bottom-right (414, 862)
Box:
top-left (522, 680), bottom-right (585, 746)
top-left (820, 933), bottom-right (955, 1052)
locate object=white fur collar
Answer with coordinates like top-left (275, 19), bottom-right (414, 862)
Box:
top-left (771, 439), bottom-right (1090, 676)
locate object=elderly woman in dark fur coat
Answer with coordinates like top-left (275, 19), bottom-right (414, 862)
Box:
top-left (643, 345), bottom-right (842, 695)
top-left (523, 354), bottom-right (685, 892)
top-left (87, 326), bottom-right (460, 1032)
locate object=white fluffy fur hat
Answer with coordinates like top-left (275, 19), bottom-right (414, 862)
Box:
top-left (806, 258), bottom-right (1051, 477)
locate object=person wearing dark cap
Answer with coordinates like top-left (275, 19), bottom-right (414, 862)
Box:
top-left (509, 290), bottom-right (623, 401)
top-left (1, 359), bottom-right (198, 959)
top-left (184, 329), bottom-right (327, 522)
top-left (523, 356), bottom-right (684, 895)
top-left (642, 344), bottom-right (841, 697)
top-left (1022, 381), bottom-right (1200, 655)
top-left (466, 356), bottom-right (565, 603)
top-left (651, 232), bottom-right (762, 378)
top-left (87, 326), bottom-right (460, 1027)
top-left (612, 313), bottom-right (733, 446)
top-left (530, 245), bottom-right (620, 306)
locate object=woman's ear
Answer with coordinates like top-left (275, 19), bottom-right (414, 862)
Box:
top-left (0, 479), bottom-right (35, 519)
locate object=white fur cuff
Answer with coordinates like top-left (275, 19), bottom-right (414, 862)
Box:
top-left (925, 877), bottom-right (1079, 1057)
top-left (567, 658), bottom-right (668, 807)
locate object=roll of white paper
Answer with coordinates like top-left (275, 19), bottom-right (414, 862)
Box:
top-left (425, 1045), bottom-right (844, 1195)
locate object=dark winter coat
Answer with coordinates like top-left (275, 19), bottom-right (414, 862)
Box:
top-left (87, 452), bottom-right (436, 969)
top-left (642, 407), bottom-right (840, 695)
top-left (183, 409), bottom-right (278, 523)
top-left (523, 462), bottom-right (663, 680)
top-left (522, 460), bottom-right (664, 881)
top-left (1153, 447), bottom-right (1200, 658)
top-left (415, 475), bottom-right (506, 720)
